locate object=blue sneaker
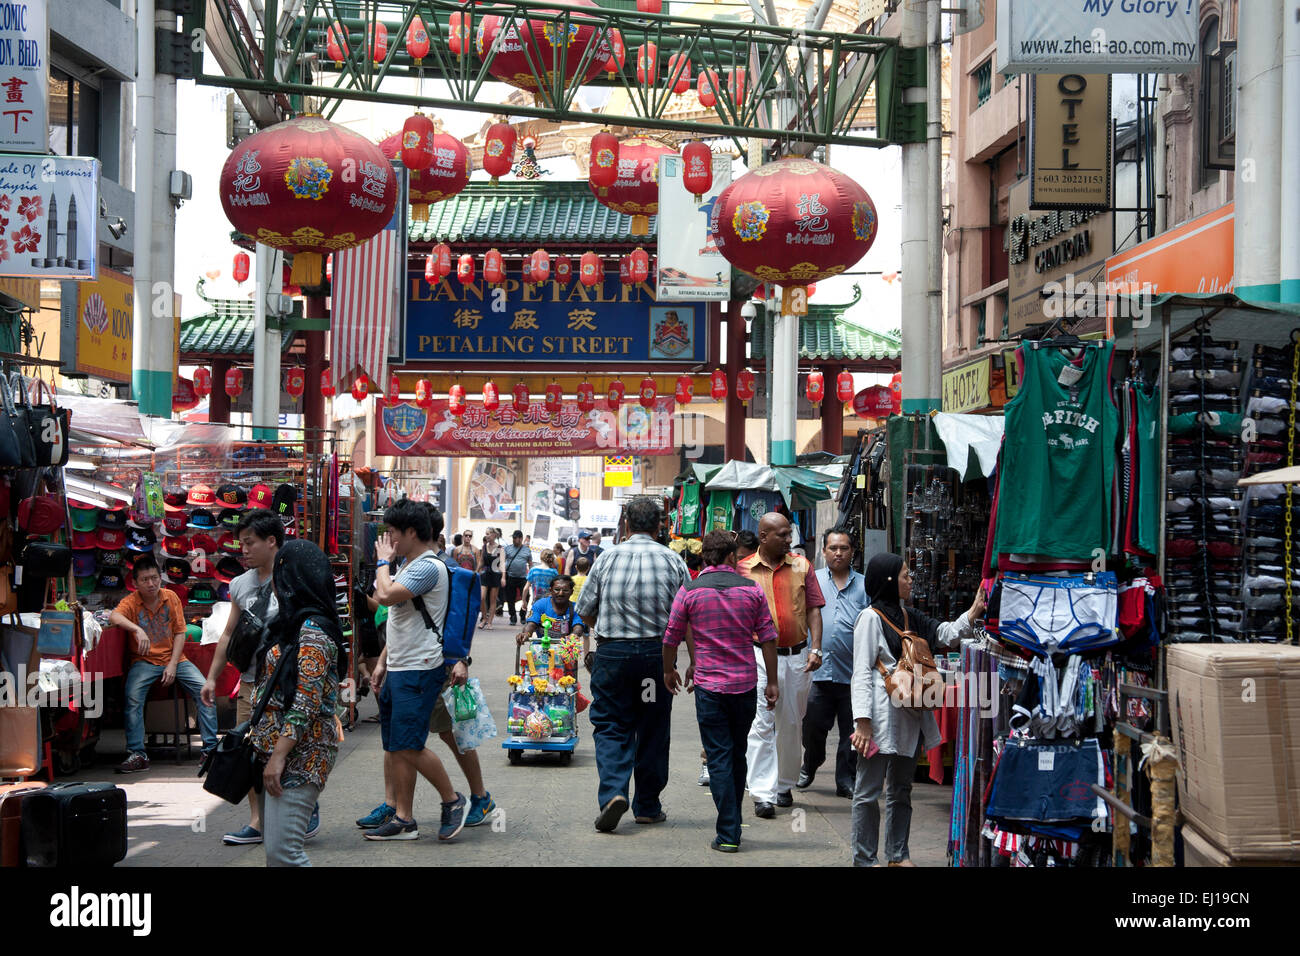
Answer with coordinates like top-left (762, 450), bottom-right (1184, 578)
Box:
top-left (305, 803), bottom-right (321, 840)
top-left (438, 792), bottom-right (468, 842)
top-left (465, 792), bottom-right (495, 827)
top-left (222, 824), bottom-right (262, 845)
top-left (356, 801), bottom-right (396, 829)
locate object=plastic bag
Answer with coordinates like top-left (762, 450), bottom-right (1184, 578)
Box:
top-left (440, 677), bottom-right (497, 754)
top-left (452, 683), bottom-right (477, 721)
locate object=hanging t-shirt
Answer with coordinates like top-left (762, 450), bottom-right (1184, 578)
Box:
top-left (736, 490), bottom-right (781, 534)
top-left (706, 490), bottom-right (734, 532)
top-left (677, 481), bottom-right (701, 536)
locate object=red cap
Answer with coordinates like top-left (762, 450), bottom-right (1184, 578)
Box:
top-left (162, 535), bottom-right (190, 557)
top-left (248, 483), bottom-right (274, 508)
top-left (186, 484), bottom-right (216, 506)
top-left (97, 528), bottom-right (126, 549)
top-left (71, 530), bottom-right (98, 550)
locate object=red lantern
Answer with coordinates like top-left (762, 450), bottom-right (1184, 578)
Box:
top-left (286, 368), bottom-right (306, 398)
top-left (415, 378), bottom-right (434, 409)
top-left (639, 376), bottom-right (657, 409)
top-left (607, 378), bottom-right (625, 409)
top-left (576, 380), bottom-right (596, 412)
top-left (682, 142), bottom-right (713, 202)
top-left (482, 380), bottom-right (500, 413)
top-left (457, 253), bottom-right (475, 284)
top-left (554, 255), bottom-right (573, 283)
top-left (667, 54), bottom-right (691, 94)
top-left (709, 368), bottom-right (727, 401)
top-left (636, 42), bottom-right (658, 85)
top-left (619, 255), bottom-right (633, 286)
top-left (320, 370), bottom-right (336, 398)
top-left (232, 251), bottom-right (250, 283)
top-left (480, 249), bottom-right (502, 285)
top-left (387, 372), bottom-right (402, 407)
top-left (401, 112), bottom-right (436, 171)
top-left (428, 243), bottom-right (452, 283)
top-left (532, 249), bottom-right (551, 283)
top-left (710, 157), bottom-right (879, 285)
top-left (224, 367), bottom-right (244, 398)
top-left (736, 369), bottom-right (756, 405)
top-left (675, 374), bottom-right (694, 406)
top-left (379, 130), bottom-right (471, 221)
top-left (192, 367), bottom-right (212, 398)
top-left (589, 130), bottom-right (619, 190)
top-left (630, 247), bottom-right (650, 283)
top-left (697, 68), bottom-right (718, 107)
top-left (512, 381), bottom-right (530, 415)
top-left (806, 369), bottom-right (825, 404)
top-left (890, 372), bottom-right (902, 414)
top-left (482, 123), bottom-right (517, 184)
top-left (350, 376), bottom-right (369, 402)
top-left (406, 15), bottom-right (430, 63)
top-left (600, 28), bottom-right (626, 76)
top-left (587, 136), bottom-right (673, 235)
top-left (729, 67), bottom-right (747, 104)
top-left (545, 380), bottom-right (564, 415)
top-left (636, 0), bottom-right (662, 10)
top-left (449, 383), bottom-right (467, 417)
top-left (475, 1), bottom-right (610, 103)
top-left (221, 117), bottom-right (397, 285)
top-left (836, 370), bottom-right (854, 404)
top-left (368, 22), bottom-right (388, 63)
top-left (325, 21), bottom-right (348, 63)
top-left (579, 251), bottom-right (601, 287)
top-left (448, 11), bottom-right (471, 56)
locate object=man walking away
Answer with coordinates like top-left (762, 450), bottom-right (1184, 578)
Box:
top-left (576, 497), bottom-right (687, 833)
top-left (664, 531), bottom-right (778, 852)
top-left (799, 526), bottom-right (868, 798)
top-left (501, 530), bottom-right (533, 626)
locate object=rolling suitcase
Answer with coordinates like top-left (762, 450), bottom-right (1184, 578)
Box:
top-left (20, 782), bottom-right (127, 867)
top-left (0, 782), bottom-right (45, 867)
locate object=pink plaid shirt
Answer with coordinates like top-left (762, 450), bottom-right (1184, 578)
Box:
top-left (663, 565), bottom-right (777, 694)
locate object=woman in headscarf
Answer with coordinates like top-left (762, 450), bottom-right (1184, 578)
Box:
top-left (248, 539), bottom-right (346, 866)
top-left (848, 552), bottom-right (984, 867)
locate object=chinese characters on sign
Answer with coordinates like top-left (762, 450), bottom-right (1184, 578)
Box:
top-left (0, 0), bottom-right (47, 153)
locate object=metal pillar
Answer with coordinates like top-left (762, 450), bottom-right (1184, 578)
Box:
top-left (1235, 2), bottom-right (1284, 303)
top-left (303, 296), bottom-right (328, 457)
top-left (725, 303), bottom-right (748, 461)
top-left (771, 287), bottom-right (798, 465)
top-left (252, 244), bottom-right (281, 441)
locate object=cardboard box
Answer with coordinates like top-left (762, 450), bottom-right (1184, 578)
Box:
top-left (1166, 644), bottom-right (1300, 861)
top-left (1181, 823), bottom-right (1295, 867)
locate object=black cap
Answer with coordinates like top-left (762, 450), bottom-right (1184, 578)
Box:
top-left (218, 508), bottom-right (243, 530)
top-left (125, 526), bottom-right (157, 553)
top-left (214, 555), bottom-right (245, 583)
top-left (163, 557), bottom-right (191, 583)
top-left (272, 483), bottom-right (298, 516)
top-left (215, 484), bottom-right (248, 509)
top-left (97, 569), bottom-right (125, 590)
top-left (98, 508), bottom-right (127, 530)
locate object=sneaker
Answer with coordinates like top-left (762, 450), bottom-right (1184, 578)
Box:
top-left (635, 811), bottom-right (667, 824)
top-left (355, 802), bottom-right (396, 829)
top-left (438, 793), bottom-right (468, 841)
top-left (775, 790), bottom-right (794, 808)
top-left (305, 803), bottom-right (321, 840)
top-left (697, 764), bottom-right (710, 787)
top-left (222, 825), bottom-right (263, 845)
top-left (465, 792), bottom-right (495, 827)
top-left (363, 816), bottom-right (419, 841)
top-left (114, 752), bottom-right (150, 774)
top-left (711, 837), bottom-right (740, 853)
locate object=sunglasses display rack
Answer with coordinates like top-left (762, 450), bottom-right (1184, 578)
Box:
top-left (902, 455), bottom-right (990, 625)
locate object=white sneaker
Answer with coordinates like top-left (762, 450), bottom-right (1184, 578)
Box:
top-left (697, 764), bottom-right (710, 787)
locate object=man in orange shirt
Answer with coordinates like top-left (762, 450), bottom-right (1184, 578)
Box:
top-left (739, 513), bottom-right (825, 819)
top-left (110, 555), bottom-right (218, 773)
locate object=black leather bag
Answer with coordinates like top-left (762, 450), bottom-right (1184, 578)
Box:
top-left (198, 640), bottom-right (289, 804)
top-left (21, 376), bottom-right (69, 468)
top-left (19, 540), bottom-right (72, 579)
top-left (0, 374), bottom-right (36, 469)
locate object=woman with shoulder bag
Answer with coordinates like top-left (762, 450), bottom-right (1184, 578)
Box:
top-left (477, 529), bottom-right (502, 630)
top-left (848, 552), bottom-right (984, 867)
top-left (248, 540), bottom-right (346, 866)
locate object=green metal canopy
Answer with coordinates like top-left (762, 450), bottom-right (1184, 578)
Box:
top-left (751, 288), bottom-right (902, 363)
top-left (179, 279), bottom-right (299, 360)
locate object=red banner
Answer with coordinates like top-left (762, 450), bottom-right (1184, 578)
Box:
top-left (375, 398), bottom-right (677, 457)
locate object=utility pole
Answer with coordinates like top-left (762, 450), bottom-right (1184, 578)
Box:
top-left (252, 243), bottom-right (282, 441)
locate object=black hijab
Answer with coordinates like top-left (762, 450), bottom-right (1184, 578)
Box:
top-left (863, 552), bottom-right (941, 657)
top-left (265, 540), bottom-right (346, 711)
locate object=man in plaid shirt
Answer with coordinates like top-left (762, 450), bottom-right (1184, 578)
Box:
top-left (664, 530), bottom-right (778, 852)
top-left (576, 496), bottom-right (688, 833)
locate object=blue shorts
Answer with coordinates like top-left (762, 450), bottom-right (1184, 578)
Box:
top-left (986, 738), bottom-right (1107, 823)
top-left (379, 666), bottom-right (448, 753)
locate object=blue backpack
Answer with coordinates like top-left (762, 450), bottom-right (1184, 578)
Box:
top-left (411, 557), bottom-right (481, 663)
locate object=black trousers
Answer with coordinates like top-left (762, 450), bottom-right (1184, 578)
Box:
top-left (502, 576), bottom-right (528, 623)
top-left (800, 680), bottom-right (857, 792)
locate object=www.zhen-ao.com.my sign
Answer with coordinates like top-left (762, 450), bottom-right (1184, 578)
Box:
top-left (405, 271), bottom-right (707, 365)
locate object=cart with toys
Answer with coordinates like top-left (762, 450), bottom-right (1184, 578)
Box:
top-left (502, 619), bottom-right (583, 765)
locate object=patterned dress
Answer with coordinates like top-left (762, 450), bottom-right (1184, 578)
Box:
top-left (249, 621), bottom-right (340, 790)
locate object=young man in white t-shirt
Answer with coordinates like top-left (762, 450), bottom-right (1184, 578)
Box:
top-left (367, 498), bottom-right (468, 842)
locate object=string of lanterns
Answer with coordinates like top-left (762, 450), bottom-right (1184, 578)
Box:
top-left (417, 248), bottom-right (654, 287)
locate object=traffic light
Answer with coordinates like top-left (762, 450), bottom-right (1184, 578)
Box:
top-left (565, 486), bottom-right (581, 521)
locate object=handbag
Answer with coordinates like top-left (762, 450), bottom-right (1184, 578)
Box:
top-left (20, 376), bottom-right (69, 468)
top-left (0, 373), bottom-right (36, 469)
top-left (36, 608), bottom-right (76, 656)
top-left (873, 608), bottom-right (944, 710)
top-left (19, 540), bottom-right (72, 579)
top-left (198, 639), bottom-right (290, 805)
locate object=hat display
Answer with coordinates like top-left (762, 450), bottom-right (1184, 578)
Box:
top-left (163, 513), bottom-right (188, 535)
top-left (214, 555), bottom-right (245, 584)
top-left (72, 552), bottom-right (97, 577)
top-left (69, 502), bottom-right (100, 532)
top-left (218, 533), bottom-right (241, 555)
top-left (98, 507), bottom-right (127, 530)
top-left (164, 582), bottom-right (188, 604)
top-left (98, 548), bottom-right (123, 568)
top-left (248, 483), bottom-right (274, 509)
top-left (186, 623), bottom-right (204, 642)
top-left (190, 533), bottom-right (219, 556)
top-left (163, 557), bottom-right (191, 583)
top-left (189, 582), bottom-right (217, 605)
top-left (188, 508), bottom-right (218, 530)
top-left (71, 530), bottom-right (98, 551)
top-left (97, 570), bottom-right (125, 591)
top-left (186, 484), bottom-right (216, 507)
top-left (96, 528), bottom-right (126, 549)
top-left (215, 484), bottom-right (247, 510)
top-left (162, 535), bottom-right (190, 558)
top-left (125, 526), bottom-right (156, 552)
top-left (218, 508), bottom-right (243, 530)
top-left (128, 507), bottom-right (157, 527)
top-left (216, 582), bottom-right (231, 602)
top-left (281, 517), bottom-right (297, 537)
top-left (163, 490), bottom-right (188, 508)
top-left (272, 483), bottom-right (298, 517)
top-left (75, 575), bottom-right (97, 597)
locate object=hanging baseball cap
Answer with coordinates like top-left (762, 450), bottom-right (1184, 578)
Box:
top-left (98, 505), bottom-right (127, 530)
top-left (68, 501), bottom-right (100, 532)
top-left (186, 484), bottom-right (216, 507)
top-left (216, 582), bottom-right (231, 602)
top-left (215, 484), bottom-right (248, 510)
top-left (75, 575), bottom-right (98, 597)
top-left (189, 582), bottom-right (217, 605)
top-left (162, 535), bottom-right (191, 558)
top-left (98, 548), bottom-right (123, 568)
top-left (188, 508), bottom-right (218, 530)
top-left (282, 517), bottom-right (297, 538)
top-left (248, 483), bottom-right (275, 509)
top-left (72, 552), bottom-right (98, 578)
top-left (163, 557), bottom-right (191, 583)
top-left (163, 489), bottom-right (187, 508)
top-left (125, 526), bottom-right (157, 553)
top-left (214, 555), bottom-right (245, 584)
top-left (163, 513), bottom-right (188, 536)
top-left (96, 527), bottom-right (126, 550)
top-left (97, 569), bottom-right (125, 591)
top-left (164, 581), bottom-right (188, 604)
top-left (190, 533), bottom-right (220, 558)
top-left (218, 532), bottom-right (241, 555)
top-left (218, 508), bottom-right (243, 530)
top-left (272, 483), bottom-right (298, 517)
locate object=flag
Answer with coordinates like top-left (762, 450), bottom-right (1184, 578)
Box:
top-left (331, 222), bottom-right (398, 392)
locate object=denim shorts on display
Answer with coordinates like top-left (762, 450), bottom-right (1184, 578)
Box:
top-left (986, 738), bottom-right (1107, 823)
top-left (379, 666), bottom-right (448, 752)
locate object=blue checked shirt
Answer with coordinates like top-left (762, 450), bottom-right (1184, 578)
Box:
top-left (813, 566), bottom-right (868, 684)
top-left (574, 534), bottom-right (688, 643)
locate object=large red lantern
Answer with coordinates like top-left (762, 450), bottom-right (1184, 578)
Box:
top-left (427, 243), bottom-right (452, 283)
top-left (531, 249), bottom-right (551, 283)
top-left (457, 253), bottom-right (475, 284)
top-left (806, 369), bottom-right (825, 404)
top-left (320, 370), bottom-right (336, 398)
top-left (415, 378), bottom-right (434, 409)
top-left (836, 370), bottom-right (855, 404)
top-left (379, 130), bottom-right (471, 221)
top-left (639, 376), bottom-right (657, 408)
top-left (607, 378), bottom-right (625, 409)
top-left (482, 380), bottom-right (500, 413)
top-left (224, 367), bottom-right (244, 398)
top-left (192, 367), bottom-right (212, 398)
top-left (630, 247), bottom-right (650, 283)
top-left (220, 116), bottom-right (398, 285)
top-left (697, 69), bottom-right (718, 107)
top-left (709, 369), bottom-right (727, 401)
top-left (475, 2), bottom-right (610, 104)
top-left (232, 251), bottom-right (250, 283)
top-left (449, 383), bottom-right (467, 417)
top-left (675, 374), bottom-right (694, 406)
top-left (588, 136), bottom-right (673, 235)
top-left (579, 251), bottom-right (601, 287)
top-left (589, 131), bottom-right (619, 190)
top-left (351, 376), bottom-right (369, 402)
top-left (636, 42), bottom-right (658, 85)
top-left (600, 28), bottom-right (625, 76)
top-left (406, 16), bottom-right (430, 63)
top-left (401, 112), bottom-right (436, 170)
top-left (553, 255), bottom-right (573, 283)
top-left (576, 380), bottom-right (596, 412)
top-left (545, 380), bottom-right (564, 416)
top-left (711, 157), bottom-right (879, 286)
top-left (482, 123), bottom-right (517, 184)
top-left (325, 21), bottom-right (348, 63)
top-left (286, 368), bottom-right (306, 398)
top-left (483, 249), bottom-right (505, 285)
top-left (448, 11), bottom-right (471, 56)
top-left (736, 369), bottom-right (756, 405)
top-left (636, 0), bottom-right (662, 11)
top-left (368, 22), bottom-right (388, 63)
top-left (667, 54), bottom-right (691, 94)
top-left (512, 381), bottom-right (530, 415)
top-left (682, 142), bottom-right (713, 202)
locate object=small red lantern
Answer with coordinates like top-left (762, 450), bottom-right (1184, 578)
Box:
top-left (531, 249), bottom-right (551, 283)
top-left (639, 376), bottom-right (657, 408)
top-left (636, 0), bottom-right (662, 10)
top-left (449, 383), bottom-right (467, 417)
top-left (601, 28), bottom-right (626, 76)
top-left (545, 380), bottom-right (564, 416)
top-left (406, 15), bottom-right (430, 63)
top-left (457, 253), bottom-right (475, 284)
top-left (579, 251), bottom-right (601, 287)
top-left (630, 247), bottom-right (650, 283)
top-left (286, 368), bottom-right (306, 398)
top-left (805, 369), bottom-right (825, 404)
top-left (482, 380), bottom-right (500, 413)
top-left (729, 67), bottom-right (747, 104)
top-left (320, 370), bottom-right (336, 398)
top-left (192, 367), bottom-right (212, 398)
top-left (697, 69), bottom-right (718, 107)
top-left (709, 368), bottom-right (727, 401)
top-left (619, 255), bottom-right (633, 286)
top-left (636, 42), bottom-right (658, 85)
top-left (387, 372), bottom-right (402, 407)
top-left (232, 251), bottom-right (250, 283)
top-left (368, 22), bottom-right (388, 63)
top-left (587, 136), bottom-right (672, 235)
top-left (512, 381), bottom-right (530, 415)
top-left (667, 54), bottom-right (691, 94)
top-left (890, 372), bottom-right (902, 414)
top-left (736, 369), bottom-right (756, 405)
top-left (589, 131), bottom-right (620, 190)
top-left (415, 378), bottom-right (434, 409)
top-left (351, 375), bottom-right (370, 402)
top-left (674, 374), bottom-right (694, 406)
top-left (682, 142), bottom-right (713, 202)
top-left (428, 243), bottom-right (452, 283)
top-left (576, 380), bottom-right (596, 412)
top-left (224, 367), bottom-right (244, 398)
top-left (482, 123), bottom-right (517, 184)
top-left (607, 378), bottom-right (625, 409)
top-left (325, 20), bottom-right (348, 63)
top-left (554, 255), bottom-right (573, 283)
top-left (484, 248), bottom-right (505, 285)
top-left (836, 370), bottom-right (855, 404)
top-left (401, 112), bottom-right (436, 170)
top-left (448, 11), bottom-right (471, 56)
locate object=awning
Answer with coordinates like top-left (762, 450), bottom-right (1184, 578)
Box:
top-left (705, 461), bottom-right (837, 510)
top-left (932, 412), bottom-right (1005, 480)
top-left (1111, 292), bottom-right (1300, 351)
top-left (1240, 466), bottom-right (1300, 486)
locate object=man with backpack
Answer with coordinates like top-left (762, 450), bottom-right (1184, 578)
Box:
top-left (501, 530), bottom-right (533, 626)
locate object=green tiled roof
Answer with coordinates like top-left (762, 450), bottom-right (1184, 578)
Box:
top-left (407, 182), bottom-right (656, 246)
top-left (179, 279), bottom-right (298, 358)
top-left (752, 293), bottom-right (902, 363)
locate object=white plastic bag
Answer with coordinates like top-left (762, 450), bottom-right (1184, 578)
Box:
top-left (440, 677), bottom-right (498, 754)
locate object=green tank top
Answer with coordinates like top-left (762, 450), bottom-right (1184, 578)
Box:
top-left (1134, 382), bottom-right (1161, 556)
top-left (993, 340), bottom-right (1117, 560)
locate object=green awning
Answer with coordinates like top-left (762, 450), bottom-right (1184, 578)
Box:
top-left (751, 310), bottom-right (902, 362)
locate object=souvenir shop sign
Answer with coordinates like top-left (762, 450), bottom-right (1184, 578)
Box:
top-left (0, 156), bottom-right (99, 278)
top-left (405, 272), bottom-right (708, 365)
top-left (1104, 202), bottom-right (1234, 297)
top-left (375, 397), bottom-right (677, 458)
top-left (656, 152), bottom-right (732, 301)
top-left (0, 0), bottom-right (48, 153)
top-left (1030, 74), bottom-right (1111, 210)
top-left (942, 358), bottom-right (991, 413)
top-left (996, 0), bottom-right (1198, 75)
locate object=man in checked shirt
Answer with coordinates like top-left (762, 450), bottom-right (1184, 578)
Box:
top-left (664, 530), bottom-right (779, 853)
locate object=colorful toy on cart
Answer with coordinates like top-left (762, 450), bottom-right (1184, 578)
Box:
top-left (502, 619), bottom-right (581, 765)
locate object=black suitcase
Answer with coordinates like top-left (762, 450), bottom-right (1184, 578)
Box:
top-left (21, 782), bottom-right (127, 867)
